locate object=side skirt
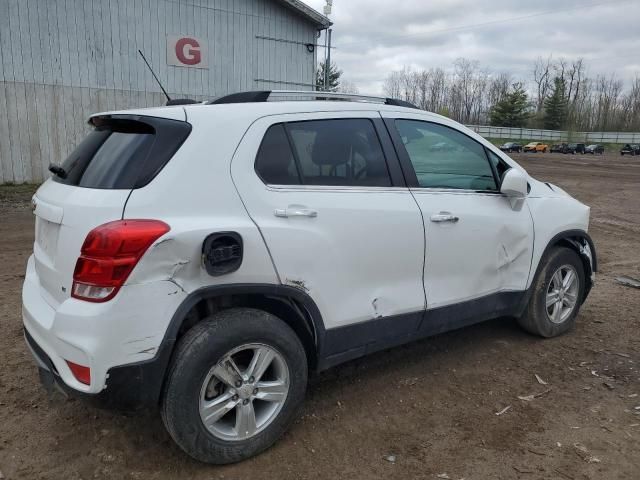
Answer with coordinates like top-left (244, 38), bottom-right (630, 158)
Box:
top-left (317, 291), bottom-right (526, 370)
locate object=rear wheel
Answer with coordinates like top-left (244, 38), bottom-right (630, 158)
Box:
top-left (518, 247), bottom-right (585, 338)
top-left (161, 308), bottom-right (308, 464)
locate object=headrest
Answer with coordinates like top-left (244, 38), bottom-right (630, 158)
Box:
top-left (310, 124), bottom-right (354, 166)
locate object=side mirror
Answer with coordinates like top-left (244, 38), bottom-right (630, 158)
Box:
top-left (500, 169), bottom-right (527, 198)
top-left (500, 169), bottom-right (527, 210)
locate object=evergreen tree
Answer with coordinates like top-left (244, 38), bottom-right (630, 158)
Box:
top-left (490, 83), bottom-right (530, 127)
top-left (316, 61), bottom-right (342, 92)
top-left (543, 77), bottom-right (569, 130)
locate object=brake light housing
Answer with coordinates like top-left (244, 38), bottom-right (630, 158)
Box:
top-left (72, 220), bottom-right (170, 302)
top-left (66, 360), bottom-right (91, 385)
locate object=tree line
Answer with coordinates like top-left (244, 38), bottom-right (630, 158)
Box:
top-left (382, 57), bottom-right (640, 132)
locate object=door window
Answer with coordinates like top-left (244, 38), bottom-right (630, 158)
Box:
top-left (395, 120), bottom-right (497, 191)
top-left (255, 119), bottom-right (392, 187)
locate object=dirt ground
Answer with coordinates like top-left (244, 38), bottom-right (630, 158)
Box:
top-left (0, 153), bottom-right (639, 480)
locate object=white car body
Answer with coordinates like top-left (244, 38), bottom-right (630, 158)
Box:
top-left (23, 96), bottom-right (595, 406)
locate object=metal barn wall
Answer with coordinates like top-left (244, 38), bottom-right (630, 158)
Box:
top-left (0, 0), bottom-right (320, 183)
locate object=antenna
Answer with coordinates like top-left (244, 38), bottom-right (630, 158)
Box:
top-left (138, 49), bottom-right (171, 103)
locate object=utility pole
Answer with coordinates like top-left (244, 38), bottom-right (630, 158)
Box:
top-left (322, 0), bottom-right (333, 91)
top-left (325, 29), bottom-right (332, 91)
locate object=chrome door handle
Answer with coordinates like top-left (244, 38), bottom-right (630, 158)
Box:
top-left (274, 207), bottom-right (318, 218)
top-left (430, 212), bottom-right (459, 223)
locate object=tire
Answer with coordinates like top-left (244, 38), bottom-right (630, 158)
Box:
top-left (161, 308), bottom-right (308, 464)
top-left (518, 247), bottom-right (585, 338)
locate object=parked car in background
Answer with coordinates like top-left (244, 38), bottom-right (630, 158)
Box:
top-left (499, 142), bottom-right (522, 153)
top-left (585, 144), bottom-right (604, 155)
top-left (564, 143), bottom-right (586, 154)
top-left (620, 144), bottom-right (640, 156)
top-left (550, 143), bottom-right (567, 153)
top-left (524, 142), bottom-right (548, 153)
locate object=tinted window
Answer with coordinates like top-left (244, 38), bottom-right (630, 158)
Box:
top-left (254, 124), bottom-right (300, 185)
top-left (53, 117), bottom-right (191, 189)
top-left (487, 150), bottom-right (511, 181)
top-left (255, 119), bottom-right (392, 187)
top-left (395, 120), bottom-right (497, 191)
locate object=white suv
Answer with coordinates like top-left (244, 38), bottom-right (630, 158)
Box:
top-left (23, 91), bottom-right (596, 464)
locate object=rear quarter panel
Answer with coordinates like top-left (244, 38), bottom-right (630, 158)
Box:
top-left (123, 106), bottom-right (279, 293)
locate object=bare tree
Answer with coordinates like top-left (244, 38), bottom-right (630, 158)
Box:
top-left (381, 56), bottom-right (640, 132)
top-left (533, 56), bottom-right (553, 115)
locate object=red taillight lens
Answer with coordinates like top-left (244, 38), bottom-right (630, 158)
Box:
top-left (66, 360), bottom-right (91, 385)
top-left (72, 220), bottom-right (170, 302)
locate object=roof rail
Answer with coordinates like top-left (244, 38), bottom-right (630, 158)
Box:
top-left (207, 90), bottom-right (420, 109)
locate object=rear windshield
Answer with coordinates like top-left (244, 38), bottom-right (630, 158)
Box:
top-left (53, 115), bottom-right (191, 189)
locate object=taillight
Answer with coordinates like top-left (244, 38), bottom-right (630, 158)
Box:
top-left (72, 220), bottom-right (170, 302)
top-left (66, 360), bottom-right (91, 385)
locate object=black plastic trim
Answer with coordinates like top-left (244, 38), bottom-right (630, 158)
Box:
top-left (202, 232), bottom-right (244, 276)
top-left (384, 98), bottom-right (420, 109)
top-left (210, 91), bottom-right (271, 104)
top-left (165, 98), bottom-right (199, 106)
top-left (382, 117), bottom-right (420, 187)
top-left (318, 290), bottom-right (526, 369)
top-left (372, 117), bottom-right (406, 187)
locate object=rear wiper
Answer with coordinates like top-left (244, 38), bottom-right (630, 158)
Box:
top-left (48, 163), bottom-right (67, 179)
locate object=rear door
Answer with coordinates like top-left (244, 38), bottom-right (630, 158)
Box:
top-left (231, 111), bottom-right (426, 334)
top-left (32, 113), bottom-right (191, 307)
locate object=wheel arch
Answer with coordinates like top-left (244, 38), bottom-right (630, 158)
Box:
top-left (533, 229), bottom-right (597, 299)
top-left (139, 284), bottom-right (327, 406)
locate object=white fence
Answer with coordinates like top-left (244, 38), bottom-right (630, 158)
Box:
top-left (466, 125), bottom-right (640, 144)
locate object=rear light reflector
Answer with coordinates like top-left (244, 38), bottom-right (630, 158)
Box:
top-left (66, 360), bottom-right (91, 385)
top-left (72, 220), bottom-right (170, 303)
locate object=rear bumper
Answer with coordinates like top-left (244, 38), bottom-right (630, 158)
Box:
top-left (22, 254), bottom-right (187, 409)
top-left (24, 327), bottom-right (173, 410)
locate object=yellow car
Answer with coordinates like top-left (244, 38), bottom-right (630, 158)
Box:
top-left (523, 142), bottom-right (548, 153)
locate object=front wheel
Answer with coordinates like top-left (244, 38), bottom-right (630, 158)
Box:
top-left (161, 309), bottom-right (308, 464)
top-left (518, 247), bottom-right (585, 338)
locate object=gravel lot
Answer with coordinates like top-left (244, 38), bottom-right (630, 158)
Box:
top-left (0, 153), bottom-right (639, 479)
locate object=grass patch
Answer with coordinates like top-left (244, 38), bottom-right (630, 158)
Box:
top-left (0, 183), bottom-right (40, 206)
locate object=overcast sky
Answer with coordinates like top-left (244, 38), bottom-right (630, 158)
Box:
top-left (304, 0), bottom-right (640, 94)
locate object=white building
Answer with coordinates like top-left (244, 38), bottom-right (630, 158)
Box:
top-left (0, 0), bottom-right (330, 183)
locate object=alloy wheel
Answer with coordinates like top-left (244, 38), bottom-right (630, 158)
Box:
top-left (545, 265), bottom-right (580, 324)
top-left (199, 343), bottom-right (290, 441)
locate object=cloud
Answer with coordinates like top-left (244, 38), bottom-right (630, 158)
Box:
top-left (304, 0), bottom-right (640, 94)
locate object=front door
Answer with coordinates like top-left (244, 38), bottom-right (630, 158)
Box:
top-left (384, 114), bottom-right (534, 310)
top-left (231, 111), bottom-right (426, 334)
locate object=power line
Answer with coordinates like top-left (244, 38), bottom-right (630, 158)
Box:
top-left (336, 0), bottom-right (631, 48)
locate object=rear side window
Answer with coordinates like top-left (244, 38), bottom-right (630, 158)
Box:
top-left (254, 125), bottom-right (300, 185)
top-left (255, 119), bottom-right (392, 187)
top-left (53, 116), bottom-right (191, 189)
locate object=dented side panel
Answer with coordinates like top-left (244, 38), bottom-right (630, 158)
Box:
top-left (122, 107), bottom-right (280, 294)
top-left (411, 190), bottom-right (535, 310)
top-left (229, 111), bottom-right (427, 330)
